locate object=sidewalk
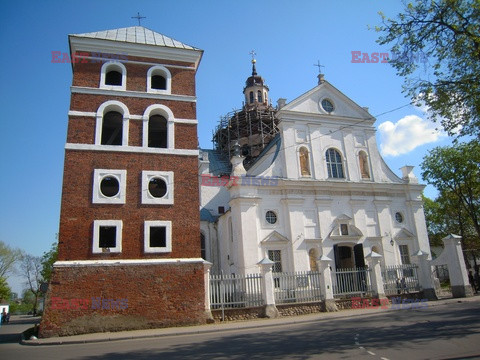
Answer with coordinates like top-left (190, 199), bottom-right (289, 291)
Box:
top-left (22, 295), bottom-right (480, 346)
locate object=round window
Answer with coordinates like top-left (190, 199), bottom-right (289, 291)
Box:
top-left (321, 99), bottom-right (334, 113)
top-left (266, 210), bottom-right (277, 225)
top-left (395, 212), bottom-right (404, 223)
top-left (148, 177), bottom-right (167, 198)
top-left (100, 176), bottom-right (120, 197)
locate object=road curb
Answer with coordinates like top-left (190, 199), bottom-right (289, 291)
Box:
top-left (21, 295), bottom-right (480, 346)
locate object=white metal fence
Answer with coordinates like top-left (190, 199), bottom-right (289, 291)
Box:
top-left (210, 273), bottom-right (263, 310)
top-left (332, 267), bottom-right (372, 298)
top-left (273, 271), bottom-right (323, 304)
top-left (382, 264), bottom-right (420, 295)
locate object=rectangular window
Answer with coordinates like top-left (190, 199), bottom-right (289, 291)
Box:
top-left (268, 250), bottom-right (282, 273)
top-left (144, 221), bottom-right (172, 253)
top-left (399, 245), bottom-right (411, 265)
top-left (93, 220), bottom-right (122, 253)
top-left (149, 226), bottom-right (167, 248)
top-left (99, 226), bottom-right (116, 248)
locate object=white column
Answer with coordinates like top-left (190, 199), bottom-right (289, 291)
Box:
top-left (442, 235), bottom-right (474, 298)
top-left (317, 255), bottom-right (338, 312)
top-left (365, 251), bottom-right (387, 299)
top-left (412, 250), bottom-right (437, 300)
top-left (203, 261), bottom-right (214, 322)
top-left (257, 257), bottom-right (279, 318)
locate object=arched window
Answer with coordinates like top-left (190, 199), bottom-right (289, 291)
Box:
top-left (359, 151), bottom-right (370, 179)
top-left (101, 111), bottom-right (123, 145)
top-left (299, 147), bottom-right (311, 176)
top-left (100, 62), bottom-right (126, 90)
top-left (309, 248), bottom-right (319, 271)
top-left (147, 66), bottom-right (171, 94)
top-left (105, 70), bottom-right (122, 86)
top-left (151, 75), bottom-right (166, 90)
top-left (200, 233), bottom-right (206, 260)
top-left (257, 90), bottom-right (263, 103)
top-left (148, 115), bottom-right (167, 148)
top-left (249, 91), bottom-right (254, 104)
top-left (326, 148), bottom-right (344, 178)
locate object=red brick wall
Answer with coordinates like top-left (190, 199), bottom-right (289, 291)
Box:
top-left (39, 262), bottom-right (206, 337)
top-left (71, 57), bottom-right (196, 96)
top-left (57, 150), bottom-right (200, 261)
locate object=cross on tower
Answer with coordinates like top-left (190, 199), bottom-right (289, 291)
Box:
top-left (314, 60), bottom-right (325, 74)
top-left (132, 12), bottom-right (146, 26)
top-left (249, 50), bottom-right (257, 62)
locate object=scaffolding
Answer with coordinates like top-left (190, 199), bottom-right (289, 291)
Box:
top-left (212, 104), bottom-right (279, 169)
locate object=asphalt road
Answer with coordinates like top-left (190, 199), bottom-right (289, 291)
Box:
top-left (1, 301), bottom-right (480, 360)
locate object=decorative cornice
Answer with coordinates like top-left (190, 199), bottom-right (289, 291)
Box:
top-left (54, 258), bottom-right (205, 267)
top-left (71, 86), bottom-right (197, 103)
top-left (65, 143), bottom-right (198, 156)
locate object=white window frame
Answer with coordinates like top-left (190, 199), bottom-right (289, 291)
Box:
top-left (144, 220), bottom-right (172, 253)
top-left (95, 100), bottom-right (130, 146)
top-left (147, 65), bottom-right (172, 94)
top-left (92, 169), bottom-right (127, 204)
top-left (93, 220), bottom-right (122, 253)
top-left (141, 170), bottom-right (174, 205)
top-left (142, 104), bottom-right (175, 149)
top-left (262, 209), bottom-right (279, 228)
top-left (100, 61), bottom-right (127, 91)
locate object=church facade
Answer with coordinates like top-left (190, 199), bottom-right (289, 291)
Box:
top-left (200, 61), bottom-right (431, 277)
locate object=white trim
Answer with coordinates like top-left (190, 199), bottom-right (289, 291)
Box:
top-left (71, 86), bottom-right (197, 103)
top-left (54, 258), bottom-right (205, 267)
top-left (142, 104), bottom-right (175, 149)
top-left (147, 65), bottom-right (172, 94)
top-left (69, 37), bottom-right (203, 69)
top-left (99, 61), bottom-right (127, 91)
top-left (92, 169), bottom-right (127, 204)
top-left (69, 110), bottom-right (96, 117)
top-left (69, 110), bottom-right (197, 124)
top-left (141, 171), bottom-right (174, 205)
top-left (144, 220), bottom-right (172, 253)
top-left (95, 100), bottom-right (130, 146)
top-left (92, 220), bottom-right (122, 254)
top-left (65, 143), bottom-right (199, 156)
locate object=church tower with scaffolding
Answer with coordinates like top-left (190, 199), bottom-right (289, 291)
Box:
top-left (212, 56), bottom-right (279, 169)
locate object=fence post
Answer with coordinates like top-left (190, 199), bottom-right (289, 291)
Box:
top-left (365, 251), bottom-right (387, 300)
top-left (317, 255), bottom-right (338, 312)
top-left (203, 261), bottom-right (214, 323)
top-left (257, 257), bottom-right (279, 318)
top-left (412, 250), bottom-right (438, 300)
top-left (430, 235), bottom-right (474, 298)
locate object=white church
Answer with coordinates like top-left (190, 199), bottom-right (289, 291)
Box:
top-left (199, 58), bottom-right (431, 277)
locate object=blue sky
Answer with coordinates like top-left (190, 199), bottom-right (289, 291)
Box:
top-left (0, 0), bottom-right (454, 293)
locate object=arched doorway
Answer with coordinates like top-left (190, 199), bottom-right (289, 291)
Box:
top-left (333, 244), bottom-right (365, 269)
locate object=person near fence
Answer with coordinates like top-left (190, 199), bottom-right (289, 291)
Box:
top-left (474, 270), bottom-right (480, 293)
top-left (401, 277), bottom-right (408, 294)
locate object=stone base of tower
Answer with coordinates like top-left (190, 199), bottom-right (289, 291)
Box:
top-left (39, 259), bottom-right (207, 338)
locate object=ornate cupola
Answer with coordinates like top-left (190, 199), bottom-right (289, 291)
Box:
top-left (243, 56), bottom-right (269, 110)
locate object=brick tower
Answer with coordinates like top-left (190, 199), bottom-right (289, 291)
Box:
top-left (40, 27), bottom-right (206, 337)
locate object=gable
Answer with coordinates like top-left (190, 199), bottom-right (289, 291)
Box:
top-left (279, 80), bottom-right (373, 122)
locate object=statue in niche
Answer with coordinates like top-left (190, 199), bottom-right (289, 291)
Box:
top-left (299, 147), bottom-right (311, 176)
top-left (359, 151), bottom-right (370, 179)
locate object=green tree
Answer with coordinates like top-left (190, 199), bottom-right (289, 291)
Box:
top-left (41, 242), bottom-right (58, 283)
top-left (0, 241), bottom-right (21, 278)
top-left (20, 254), bottom-right (43, 315)
top-left (0, 277), bottom-right (11, 302)
top-left (376, 0), bottom-right (480, 137)
top-left (421, 140), bottom-right (480, 240)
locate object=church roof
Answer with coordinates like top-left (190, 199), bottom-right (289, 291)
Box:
top-left (201, 149), bottom-right (232, 176)
top-left (70, 26), bottom-right (200, 50)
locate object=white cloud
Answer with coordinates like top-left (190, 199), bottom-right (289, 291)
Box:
top-left (378, 115), bottom-right (446, 156)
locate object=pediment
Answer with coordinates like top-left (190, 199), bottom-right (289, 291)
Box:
top-left (261, 231), bottom-right (289, 244)
top-left (394, 228), bottom-right (415, 240)
top-left (279, 80), bottom-right (373, 121)
top-left (329, 223), bottom-right (363, 240)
